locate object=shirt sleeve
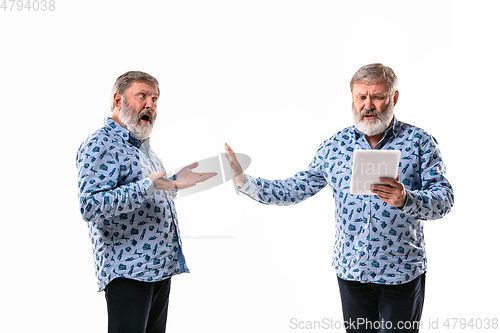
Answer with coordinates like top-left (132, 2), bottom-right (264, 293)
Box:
top-left (168, 173), bottom-right (179, 200)
top-left (76, 137), bottom-right (157, 222)
top-left (399, 135), bottom-right (454, 220)
top-left (238, 144), bottom-right (328, 206)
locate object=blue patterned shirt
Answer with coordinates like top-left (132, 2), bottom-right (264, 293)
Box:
top-left (239, 118), bottom-right (454, 285)
top-left (76, 118), bottom-right (189, 291)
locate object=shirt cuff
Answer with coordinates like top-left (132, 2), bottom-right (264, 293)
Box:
top-left (143, 176), bottom-right (158, 197)
top-left (238, 174), bottom-right (259, 197)
top-left (399, 190), bottom-right (418, 215)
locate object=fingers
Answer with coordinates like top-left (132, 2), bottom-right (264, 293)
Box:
top-left (197, 172), bottom-right (217, 183)
top-left (371, 177), bottom-right (406, 208)
top-left (378, 177), bottom-right (399, 186)
top-left (152, 168), bottom-right (217, 191)
top-left (175, 173), bottom-right (217, 189)
top-left (371, 178), bottom-right (399, 195)
top-left (225, 143), bottom-right (238, 161)
top-left (224, 143), bottom-right (246, 187)
top-left (186, 162), bottom-right (199, 170)
top-left (225, 143), bottom-right (234, 154)
top-left (224, 143), bottom-right (241, 168)
top-left (149, 170), bottom-right (167, 182)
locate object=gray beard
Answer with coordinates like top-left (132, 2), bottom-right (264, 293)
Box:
top-left (352, 103), bottom-right (394, 136)
top-left (118, 100), bottom-right (155, 141)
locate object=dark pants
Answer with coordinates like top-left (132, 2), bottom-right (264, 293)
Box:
top-left (337, 273), bottom-right (426, 333)
top-left (105, 277), bottom-right (172, 333)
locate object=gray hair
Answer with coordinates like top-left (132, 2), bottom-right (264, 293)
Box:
top-left (350, 63), bottom-right (398, 95)
top-left (111, 71), bottom-right (160, 110)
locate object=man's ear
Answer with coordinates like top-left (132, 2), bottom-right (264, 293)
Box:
top-left (113, 93), bottom-right (122, 109)
top-left (393, 90), bottom-right (399, 106)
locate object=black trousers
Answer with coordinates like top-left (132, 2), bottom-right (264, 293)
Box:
top-left (337, 274), bottom-right (426, 333)
top-left (105, 277), bottom-right (172, 333)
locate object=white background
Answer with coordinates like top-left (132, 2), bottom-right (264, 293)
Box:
top-left (1, 0), bottom-right (498, 332)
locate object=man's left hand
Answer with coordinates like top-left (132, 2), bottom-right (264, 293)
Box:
top-left (370, 174), bottom-right (407, 209)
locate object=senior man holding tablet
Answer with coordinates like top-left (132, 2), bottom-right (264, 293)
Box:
top-left (225, 63), bottom-right (454, 333)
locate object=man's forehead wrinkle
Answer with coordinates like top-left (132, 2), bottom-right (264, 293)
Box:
top-left (355, 90), bottom-right (385, 96)
top-left (128, 82), bottom-right (159, 96)
top-left (353, 85), bottom-right (388, 96)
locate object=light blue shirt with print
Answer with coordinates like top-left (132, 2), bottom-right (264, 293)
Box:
top-left (239, 118), bottom-right (454, 285)
top-left (76, 118), bottom-right (188, 291)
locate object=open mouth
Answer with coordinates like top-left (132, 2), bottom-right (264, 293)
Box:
top-left (362, 112), bottom-right (379, 121)
top-left (140, 114), bottom-right (151, 123)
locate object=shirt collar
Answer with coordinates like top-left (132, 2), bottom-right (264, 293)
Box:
top-left (103, 118), bottom-right (149, 149)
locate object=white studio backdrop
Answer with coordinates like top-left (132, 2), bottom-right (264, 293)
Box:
top-left (1, 0), bottom-right (498, 332)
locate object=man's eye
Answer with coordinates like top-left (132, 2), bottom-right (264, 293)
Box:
top-left (138, 94), bottom-right (145, 98)
top-left (359, 96), bottom-right (366, 100)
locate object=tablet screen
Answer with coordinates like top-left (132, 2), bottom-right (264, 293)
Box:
top-left (349, 150), bottom-right (401, 195)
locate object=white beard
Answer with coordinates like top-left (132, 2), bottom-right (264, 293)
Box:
top-left (118, 99), bottom-right (156, 141)
top-left (352, 103), bottom-right (394, 136)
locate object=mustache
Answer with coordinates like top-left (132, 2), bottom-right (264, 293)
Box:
top-left (138, 109), bottom-right (156, 123)
top-left (359, 108), bottom-right (381, 118)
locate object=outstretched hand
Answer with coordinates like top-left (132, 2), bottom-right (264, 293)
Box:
top-left (225, 143), bottom-right (246, 187)
top-left (149, 162), bottom-right (217, 191)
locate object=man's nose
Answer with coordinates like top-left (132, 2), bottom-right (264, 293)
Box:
top-left (145, 97), bottom-right (155, 110)
top-left (363, 97), bottom-right (374, 110)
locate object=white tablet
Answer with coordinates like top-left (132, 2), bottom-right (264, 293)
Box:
top-left (349, 150), bottom-right (401, 195)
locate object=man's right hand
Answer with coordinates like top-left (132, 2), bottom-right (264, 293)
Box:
top-left (149, 170), bottom-right (192, 191)
top-left (149, 162), bottom-right (217, 191)
top-left (225, 143), bottom-right (246, 187)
